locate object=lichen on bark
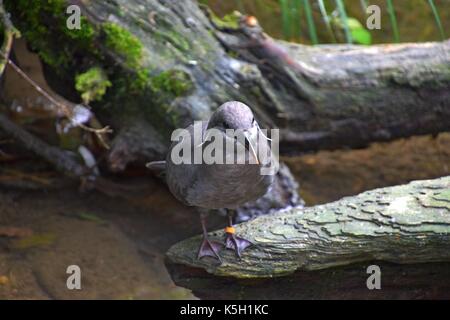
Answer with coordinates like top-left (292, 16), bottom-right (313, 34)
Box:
top-left (167, 176), bottom-right (450, 278)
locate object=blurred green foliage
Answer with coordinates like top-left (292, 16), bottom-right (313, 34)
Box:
top-left (201, 0), bottom-right (449, 45)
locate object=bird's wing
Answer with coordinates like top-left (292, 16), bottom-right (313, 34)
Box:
top-left (146, 160), bottom-right (166, 178)
top-left (146, 160), bottom-right (166, 171)
top-left (165, 122), bottom-right (208, 206)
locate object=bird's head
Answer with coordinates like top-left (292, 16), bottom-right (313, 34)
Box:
top-left (207, 101), bottom-right (257, 132)
top-left (207, 101), bottom-right (261, 164)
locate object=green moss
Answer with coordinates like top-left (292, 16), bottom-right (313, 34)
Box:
top-left (150, 69), bottom-right (193, 97)
top-left (166, 30), bottom-right (190, 52)
top-left (5, 0), bottom-right (97, 71)
top-left (152, 29), bottom-right (191, 53)
top-left (102, 22), bottom-right (144, 68)
top-left (210, 11), bottom-right (241, 30)
top-left (63, 17), bottom-right (96, 47)
top-left (5, 0), bottom-right (190, 137)
top-left (75, 67), bottom-right (112, 104)
top-left (148, 70), bottom-right (194, 129)
top-left (130, 68), bottom-right (150, 92)
top-left (112, 69), bottom-right (193, 129)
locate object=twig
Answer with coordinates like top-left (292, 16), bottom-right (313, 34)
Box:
top-left (0, 0), bottom-right (19, 77)
top-left (1, 55), bottom-right (113, 147)
top-left (0, 113), bottom-right (87, 178)
top-left (0, 111), bottom-right (135, 195)
top-left (1, 0), bottom-right (111, 150)
top-left (3, 57), bottom-right (69, 113)
top-left (79, 123), bottom-right (112, 150)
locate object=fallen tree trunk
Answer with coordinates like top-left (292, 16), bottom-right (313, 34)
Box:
top-left (215, 23), bottom-right (450, 154)
top-left (2, 0), bottom-right (450, 232)
top-left (167, 176), bottom-right (450, 278)
top-left (3, 0), bottom-right (450, 166)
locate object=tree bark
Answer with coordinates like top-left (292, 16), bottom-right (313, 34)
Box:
top-left (214, 23), bottom-right (450, 154)
top-left (167, 176), bottom-right (450, 278)
top-left (3, 0), bottom-right (450, 298)
top-left (2, 0), bottom-right (303, 217)
top-left (4, 0), bottom-right (450, 165)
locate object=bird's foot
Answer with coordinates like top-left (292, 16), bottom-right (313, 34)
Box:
top-left (224, 231), bottom-right (252, 258)
top-left (197, 237), bottom-right (223, 261)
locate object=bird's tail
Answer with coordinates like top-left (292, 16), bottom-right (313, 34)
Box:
top-left (146, 160), bottom-right (166, 175)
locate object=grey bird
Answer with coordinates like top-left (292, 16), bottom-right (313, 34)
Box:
top-left (148, 101), bottom-right (274, 260)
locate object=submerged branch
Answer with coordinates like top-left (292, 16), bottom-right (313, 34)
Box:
top-left (0, 112), bottom-right (87, 178)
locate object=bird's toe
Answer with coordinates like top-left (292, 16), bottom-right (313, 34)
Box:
top-left (197, 238), bottom-right (223, 261)
top-left (225, 234), bottom-right (252, 258)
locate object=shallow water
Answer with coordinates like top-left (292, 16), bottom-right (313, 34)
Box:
top-left (1, 131), bottom-right (449, 299)
top-left (285, 133), bottom-right (450, 205)
top-left (1, 4), bottom-right (449, 298)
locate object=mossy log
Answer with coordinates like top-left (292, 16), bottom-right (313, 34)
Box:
top-left (167, 176), bottom-right (450, 279)
top-left (3, 0), bottom-right (450, 165)
top-left (0, 0), bottom-right (301, 218)
top-left (2, 0), bottom-right (450, 226)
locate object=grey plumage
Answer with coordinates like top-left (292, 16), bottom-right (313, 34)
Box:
top-left (165, 101), bottom-right (273, 209)
top-left (147, 101), bottom-right (274, 259)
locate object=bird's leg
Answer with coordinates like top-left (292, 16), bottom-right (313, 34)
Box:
top-left (224, 210), bottom-right (252, 258)
top-left (197, 211), bottom-right (223, 261)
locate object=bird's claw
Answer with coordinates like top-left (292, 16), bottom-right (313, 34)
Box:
top-left (225, 233), bottom-right (252, 258)
top-left (197, 238), bottom-right (223, 261)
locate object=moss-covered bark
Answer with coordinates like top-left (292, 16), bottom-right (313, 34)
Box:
top-left (4, 0), bottom-right (450, 166)
top-left (167, 176), bottom-right (450, 278)
top-left (3, 0), bottom-right (450, 221)
top-left (0, 0), bottom-right (17, 77)
top-left (3, 0), bottom-right (198, 140)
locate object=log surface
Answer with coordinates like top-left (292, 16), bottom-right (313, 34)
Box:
top-left (167, 176), bottom-right (450, 278)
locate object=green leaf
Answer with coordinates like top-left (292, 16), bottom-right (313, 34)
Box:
top-left (351, 27), bottom-right (372, 45)
top-left (347, 17), bottom-right (363, 29)
top-left (347, 18), bottom-right (371, 45)
top-left (332, 16), bottom-right (370, 45)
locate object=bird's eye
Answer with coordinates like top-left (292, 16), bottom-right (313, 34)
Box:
top-left (252, 117), bottom-right (255, 124)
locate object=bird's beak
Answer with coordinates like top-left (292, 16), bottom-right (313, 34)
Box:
top-left (244, 127), bottom-right (259, 165)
